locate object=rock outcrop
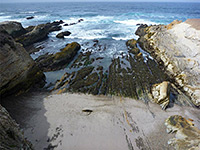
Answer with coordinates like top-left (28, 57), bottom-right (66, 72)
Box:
top-left (0, 27), bottom-right (45, 97)
top-left (151, 81), bottom-right (170, 109)
top-left (0, 105), bottom-right (33, 149)
top-left (136, 19), bottom-right (200, 107)
top-left (165, 115), bottom-right (200, 150)
top-left (56, 31), bottom-right (71, 39)
top-left (0, 21), bottom-right (27, 38)
top-left (36, 42), bottom-right (81, 71)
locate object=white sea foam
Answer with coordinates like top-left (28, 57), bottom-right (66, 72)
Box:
top-left (20, 11), bottom-right (38, 14)
top-left (114, 19), bottom-right (157, 26)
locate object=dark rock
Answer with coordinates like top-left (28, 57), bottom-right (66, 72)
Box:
top-left (0, 21), bottom-right (27, 38)
top-left (36, 42), bottom-right (81, 71)
top-left (69, 23), bottom-right (76, 26)
top-left (126, 39), bottom-right (137, 49)
top-left (15, 23), bottom-right (50, 47)
top-left (78, 19), bottom-right (84, 22)
top-left (16, 21), bottom-right (62, 47)
top-left (56, 31), bottom-right (71, 39)
top-left (0, 27), bottom-right (45, 97)
top-left (135, 24), bottom-right (148, 36)
top-left (64, 23), bottom-right (69, 26)
top-left (0, 105), bottom-right (33, 149)
top-left (26, 16), bottom-right (34, 20)
top-left (25, 26), bottom-right (35, 32)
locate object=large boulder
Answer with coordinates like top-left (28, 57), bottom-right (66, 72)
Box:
top-left (0, 104), bottom-right (33, 149)
top-left (0, 27), bottom-right (45, 97)
top-left (56, 31), bottom-right (71, 38)
top-left (36, 42), bottom-right (81, 71)
top-left (15, 23), bottom-right (50, 47)
top-left (165, 115), bottom-right (200, 150)
top-left (0, 21), bottom-right (27, 38)
top-left (151, 81), bottom-right (170, 109)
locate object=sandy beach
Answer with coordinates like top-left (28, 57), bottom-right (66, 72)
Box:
top-left (3, 92), bottom-right (199, 150)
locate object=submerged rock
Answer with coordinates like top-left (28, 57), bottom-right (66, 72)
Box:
top-left (151, 81), bottom-right (170, 109)
top-left (56, 31), bottom-right (71, 38)
top-left (0, 27), bottom-right (45, 97)
top-left (36, 42), bottom-right (81, 71)
top-left (0, 105), bottom-right (33, 149)
top-left (165, 115), bottom-right (200, 150)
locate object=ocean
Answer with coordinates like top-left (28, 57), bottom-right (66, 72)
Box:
top-left (0, 2), bottom-right (200, 84)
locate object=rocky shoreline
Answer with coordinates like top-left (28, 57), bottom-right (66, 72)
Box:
top-left (0, 19), bottom-right (200, 150)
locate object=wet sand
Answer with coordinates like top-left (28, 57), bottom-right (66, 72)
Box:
top-left (3, 92), bottom-right (200, 150)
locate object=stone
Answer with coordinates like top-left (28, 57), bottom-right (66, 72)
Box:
top-left (0, 21), bottom-right (27, 38)
top-left (26, 16), bottom-right (34, 20)
top-left (0, 105), bottom-right (33, 149)
top-left (165, 115), bottom-right (200, 150)
top-left (56, 31), bottom-right (71, 38)
top-left (36, 42), bottom-right (81, 71)
top-left (0, 27), bottom-right (45, 97)
top-left (151, 81), bottom-right (170, 109)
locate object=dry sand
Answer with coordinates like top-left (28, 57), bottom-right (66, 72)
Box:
top-left (6, 92), bottom-right (198, 150)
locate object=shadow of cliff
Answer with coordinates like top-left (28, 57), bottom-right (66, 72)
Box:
top-left (1, 90), bottom-right (51, 149)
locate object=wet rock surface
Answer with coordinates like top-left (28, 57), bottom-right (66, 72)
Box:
top-left (36, 42), bottom-right (81, 72)
top-left (52, 38), bottom-right (193, 108)
top-left (0, 21), bottom-right (27, 38)
top-left (0, 105), bottom-right (33, 150)
top-left (0, 27), bottom-right (45, 97)
top-left (165, 115), bottom-right (200, 150)
top-left (136, 19), bottom-right (200, 107)
top-left (15, 21), bottom-right (62, 47)
top-left (56, 31), bottom-right (71, 38)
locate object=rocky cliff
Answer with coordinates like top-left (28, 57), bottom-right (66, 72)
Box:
top-left (136, 19), bottom-right (200, 107)
top-left (0, 105), bottom-right (33, 149)
top-left (0, 27), bottom-right (45, 97)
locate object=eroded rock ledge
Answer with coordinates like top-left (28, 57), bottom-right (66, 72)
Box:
top-left (0, 27), bottom-right (45, 97)
top-left (136, 19), bottom-right (200, 107)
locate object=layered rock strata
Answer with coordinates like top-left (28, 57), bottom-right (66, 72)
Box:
top-left (0, 27), bottom-right (45, 97)
top-left (136, 19), bottom-right (200, 107)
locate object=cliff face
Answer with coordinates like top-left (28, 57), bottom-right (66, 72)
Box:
top-left (0, 27), bottom-right (45, 97)
top-left (136, 19), bottom-right (200, 107)
top-left (0, 105), bottom-right (33, 149)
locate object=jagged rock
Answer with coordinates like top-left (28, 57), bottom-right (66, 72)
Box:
top-left (0, 27), bottom-right (45, 97)
top-left (135, 24), bottom-right (148, 36)
top-left (15, 21), bottom-right (62, 47)
top-left (136, 19), bottom-right (200, 107)
top-left (56, 31), bottom-right (71, 38)
top-left (0, 21), bottom-right (27, 38)
top-left (126, 39), bottom-right (140, 54)
top-left (165, 115), bottom-right (200, 150)
top-left (36, 42), bottom-right (81, 71)
top-left (151, 81), bottom-right (170, 109)
top-left (15, 23), bottom-right (50, 47)
top-left (0, 105), bottom-right (33, 149)
top-left (26, 16), bottom-right (34, 20)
